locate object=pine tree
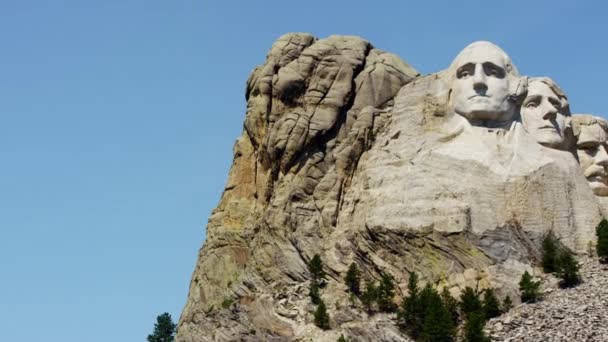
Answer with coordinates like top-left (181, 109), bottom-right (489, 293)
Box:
top-left (419, 286), bottom-right (456, 342)
top-left (309, 280), bottom-right (321, 304)
top-left (344, 263), bottom-right (361, 296)
top-left (542, 230), bottom-right (559, 273)
top-left (147, 312), bottom-right (176, 342)
top-left (314, 300), bottom-right (330, 330)
top-left (482, 288), bottom-right (501, 319)
top-left (519, 271), bottom-right (540, 303)
top-left (501, 295), bottom-right (513, 312)
top-left (309, 254), bottom-right (326, 281)
top-left (463, 312), bottom-right (491, 342)
top-left (377, 273), bottom-right (396, 312)
top-left (596, 219), bottom-right (608, 263)
top-left (441, 287), bottom-right (460, 326)
top-left (398, 272), bottom-right (423, 337)
top-left (556, 248), bottom-right (580, 288)
top-left (459, 286), bottom-right (482, 319)
top-left (361, 281), bottom-right (378, 314)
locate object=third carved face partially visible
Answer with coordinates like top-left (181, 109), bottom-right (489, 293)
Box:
top-left (448, 41), bottom-right (521, 123)
top-left (573, 115), bottom-right (608, 196)
top-left (521, 77), bottom-right (571, 149)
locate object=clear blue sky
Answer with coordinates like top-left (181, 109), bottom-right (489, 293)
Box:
top-left (1, 1), bottom-right (606, 341)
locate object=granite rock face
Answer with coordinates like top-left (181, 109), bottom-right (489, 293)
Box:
top-left (176, 34), bottom-right (604, 342)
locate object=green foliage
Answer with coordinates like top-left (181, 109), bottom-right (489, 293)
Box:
top-left (377, 273), bottom-right (397, 312)
top-left (482, 288), bottom-right (501, 319)
top-left (519, 271), bottom-right (541, 303)
top-left (542, 230), bottom-right (559, 273)
top-left (314, 300), bottom-right (330, 330)
top-left (399, 276), bottom-right (456, 341)
top-left (337, 334), bottom-right (350, 342)
top-left (398, 272), bottom-right (423, 337)
top-left (221, 297), bottom-right (234, 309)
top-left (361, 281), bottom-right (379, 313)
top-left (441, 287), bottom-right (460, 326)
top-left (541, 231), bottom-right (581, 287)
top-left (344, 263), bottom-right (361, 296)
top-left (309, 281), bottom-right (321, 304)
top-left (501, 295), bottom-right (513, 312)
top-left (463, 312), bottom-right (491, 342)
top-left (147, 312), bottom-right (176, 342)
top-left (555, 247), bottom-right (581, 288)
top-left (419, 285), bottom-right (456, 342)
top-left (459, 287), bottom-right (482, 319)
top-left (309, 254), bottom-right (326, 281)
top-left (596, 219), bottom-right (608, 263)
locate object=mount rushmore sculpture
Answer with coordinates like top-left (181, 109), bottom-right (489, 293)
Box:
top-left (176, 35), bottom-right (607, 342)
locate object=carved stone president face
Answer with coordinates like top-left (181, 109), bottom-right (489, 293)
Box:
top-left (521, 78), bottom-right (571, 149)
top-left (448, 41), bottom-right (521, 123)
top-left (572, 115), bottom-right (608, 196)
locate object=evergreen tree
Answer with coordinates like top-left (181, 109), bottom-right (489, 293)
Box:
top-left (556, 248), bottom-right (580, 287)
top-left (482, 288), bottom-right (501, 319)
top-left (337, 334), bottom-right (350, 342)
top-left (596, 219), bottom-right (608, 263)
top-left (419, 286), bottom-right (456, 342)
top-left (314, 300), bottom-right (330, 330)
top-left (459, 286), bottom-right (482, 319)
top-left (519, 271), bottom-right (540, 303)
top-left (344, 263), bottom-right (361, 296)
top-left (398, 272), bottom-right (423, 337)
top-left (309, 254), bottom-right (326, 281)
top-left (441, 287), bottom-right (460, 326)
top-left (377, 273), bottom-right (396, 312)
top-left (463, 312), bottom-right (491, 342)
top-left (309, 280), bottom-right (321, 304)
top-left (361, 281), bottom-right (379, 314)
top-left (147, 312), bottom-right (176, 342)
top-left (501, 295), bottom-right (513, 312)
top-left (542, 230), bottom-right (559, 273)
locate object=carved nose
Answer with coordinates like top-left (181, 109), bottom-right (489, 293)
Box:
top-left (542, 103), bottom-right (558, 120)
top-left (473, 64), bottom-right (487, 93)
top-left (596, 146), bottom-right (608, 167)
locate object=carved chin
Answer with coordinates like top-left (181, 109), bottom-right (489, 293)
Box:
top-left (536, 132), bottom-right (563, 149)
top-left (461, 107), bottom-right (514, 121)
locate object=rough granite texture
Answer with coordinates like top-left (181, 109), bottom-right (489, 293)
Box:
top-left (176, 33), bottom-right (604, 342)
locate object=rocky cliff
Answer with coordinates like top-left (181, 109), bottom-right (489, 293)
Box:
top-left (176, 33), bottom-right (605, 342)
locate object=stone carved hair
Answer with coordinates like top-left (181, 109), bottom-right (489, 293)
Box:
top-left (571, 114), bottom-right (608, 138)
top-left (528, 77), bottom-right (571, 116)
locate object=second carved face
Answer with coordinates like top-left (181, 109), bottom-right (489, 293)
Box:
top-left (521, 79), bottom-right (570, 149)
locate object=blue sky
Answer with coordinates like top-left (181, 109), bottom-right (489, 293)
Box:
top-left (1, 1), bottom-right (606, 341)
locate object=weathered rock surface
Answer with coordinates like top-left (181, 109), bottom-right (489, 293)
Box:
top-left (176, 34), bottom-right (605, 342)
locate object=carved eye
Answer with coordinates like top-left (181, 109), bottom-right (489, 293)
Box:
top-left (549, 99), bottom-right (562, 110)
top-left (457, 70), bottom-right (471, 78)
top-left (525, 101), bottom-right (538, 109)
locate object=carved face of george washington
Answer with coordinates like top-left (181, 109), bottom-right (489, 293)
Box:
top-left (448, 41), bottom-right (521, 123)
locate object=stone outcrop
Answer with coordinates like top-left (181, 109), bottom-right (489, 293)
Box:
top-left (176, 34), bottom-right (605, 342)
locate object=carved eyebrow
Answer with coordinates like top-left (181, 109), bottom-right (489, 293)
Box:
top-left (456, 63), bottom-right (475, 77)
top-left (548, 96), bottom-right (562, 108)
top-left (523, 94), bottom-right (541, 104)
top-left (482, 62), bottom-right (506, 78)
